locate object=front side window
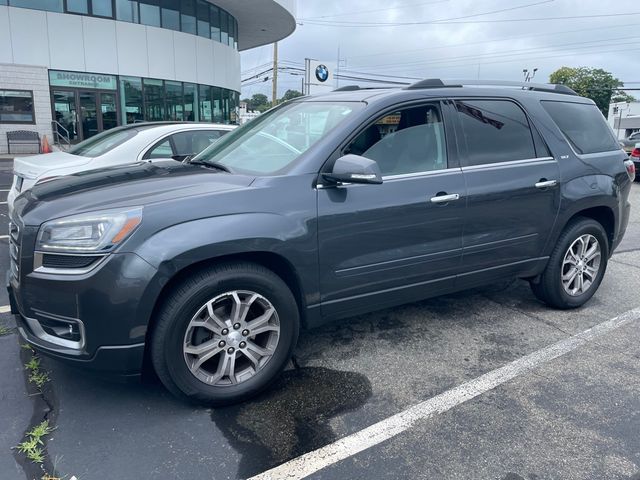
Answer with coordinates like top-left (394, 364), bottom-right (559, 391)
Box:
top-left (346, 103), bottom-right (447, 176)
top-left (193, 102), bottom-right (362, 175)
top-left (0, 90), bottom-right (35, 124)
top-left (455, 99), bottom-right (536, 166)
top-left (173, 130), bottom-right (222, 156)
top-left (542, 101), bottom-right (620, 155)
top-left (68, 129), bottom-right (137, 158)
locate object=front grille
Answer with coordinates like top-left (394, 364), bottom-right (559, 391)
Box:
top-left (9, 222), bottom-right (20, 283)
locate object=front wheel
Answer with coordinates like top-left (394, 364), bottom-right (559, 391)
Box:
top-left (150, 262), bottom-right (299, 405)
top-left (530, 218), bottom-right (609, 309)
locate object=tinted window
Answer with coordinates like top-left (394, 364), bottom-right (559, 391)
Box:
top-left (456, 100), bottom-right (536, 166)
top-left (172, 130), bottom-right (222, 156)
top-left (115, 0), bottom-right (139, 22)
top-left (139, 0), bottom-right (160, 27)
top-left (161, 0), bottom-right (179, 30)
top-left (542, 101), bottom-right (619, 155)
top-left (180, 0), bottom-right (196, 34)
top-left (346, 104), bottom-right (447, 176)
top-left (67, 0), bottom-right (88, 14)
top-left (92, 0), bottom-right (113, 16)
top-left (68, 129), bottom-right (137, 158)
top-left (9, 0), bottom-right (63, 11)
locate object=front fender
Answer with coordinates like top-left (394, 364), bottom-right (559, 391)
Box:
top-left (134, 212), bottom-right (319, 306)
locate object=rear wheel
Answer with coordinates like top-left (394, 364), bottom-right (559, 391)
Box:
top-left (530, 218), bottom-right (608, 309)
top-left (150, 262), bottom-right (299, 405)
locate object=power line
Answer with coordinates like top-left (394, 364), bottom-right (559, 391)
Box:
top-left (302, 11), bottom-right (640, 27)
top-left (302, 0), bottom-right (449, 20)
top-left (344, 22), bottom-right (639, 61)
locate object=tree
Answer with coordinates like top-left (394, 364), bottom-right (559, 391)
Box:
top-left (280, 89), bottom-right (304, 102)
top-left (244, 93), bottom-right (271, 113)
top-left (549, 67), bottom-right (632, 116)
top-left (611, 91), bottom-right (636, 104)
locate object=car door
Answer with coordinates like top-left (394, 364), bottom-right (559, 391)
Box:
top-left (452, 98), bottom-right (561, 287)
top-left (317, 101), bottom-right (467, 317)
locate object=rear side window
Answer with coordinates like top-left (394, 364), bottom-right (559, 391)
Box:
top-left (68, 129), bottom-right (136, 158)
top-left (541, 101), bottom-right (619, 155)
top-left (455, 100), bottom-right (536, 166)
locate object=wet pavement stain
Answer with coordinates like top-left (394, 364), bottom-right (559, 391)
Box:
top-left (210, 366), bottom-right (372, 479)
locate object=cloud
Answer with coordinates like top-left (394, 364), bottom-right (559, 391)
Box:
top-left (241, 0), bottom-right (639, 98)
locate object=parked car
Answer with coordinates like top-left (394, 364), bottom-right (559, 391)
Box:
top-left (630, 145), bottom-right (640, 181)
top-left (8, 122), bottom-right (236, 213)
top-left (620, 131), bottom-right (640, 153)
top-left (8, 80), bottom-right (633, 405)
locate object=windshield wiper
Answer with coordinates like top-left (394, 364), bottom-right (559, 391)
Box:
top-left (188, 159), bottom-right (232, 173)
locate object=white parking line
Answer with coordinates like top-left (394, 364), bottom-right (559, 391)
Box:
top-left (0, 305), bottom-right (10, 313)
top-left (249, 306), bottom-right (640, 480)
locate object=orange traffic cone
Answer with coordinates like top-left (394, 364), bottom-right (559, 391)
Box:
top-left (41, 135), bottom-right (52, 154)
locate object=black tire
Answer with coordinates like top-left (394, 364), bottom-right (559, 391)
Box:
top-left (150, 262), bottom-right (299, 406)
top-left (530, 217), bottom-right (609, 309)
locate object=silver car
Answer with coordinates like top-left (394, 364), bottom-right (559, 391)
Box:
top-left (8, 122), bottom-right (236, 212)
top-left (620, 131), bottom-right (640, 153)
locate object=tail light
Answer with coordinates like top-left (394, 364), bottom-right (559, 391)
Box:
top-left (625, 159), bottom-right (636, 181)
top-left (631, 147), bottom-right (640, 158)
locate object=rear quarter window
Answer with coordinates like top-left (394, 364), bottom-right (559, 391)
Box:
top-left (541, 101), bottom-right (619, 155)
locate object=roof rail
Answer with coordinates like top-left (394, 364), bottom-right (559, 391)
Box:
top-left (404, 78), bottom-right (579, 96)
top-left (333, 85), bottom-right (362, 92)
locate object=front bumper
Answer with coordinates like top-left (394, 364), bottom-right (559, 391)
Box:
top-left (7, 251), bottom-right (160, 375)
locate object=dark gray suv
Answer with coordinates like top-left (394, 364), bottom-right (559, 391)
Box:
top-left (8, 80), bottom-right (634, 405)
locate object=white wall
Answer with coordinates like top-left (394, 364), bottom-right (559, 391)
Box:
top-left (608, 101), bottom-right (640, 139)
top-left (0, 64), bottom-right (52, 155)
top-left (0, 5), bottom-right (241, 92)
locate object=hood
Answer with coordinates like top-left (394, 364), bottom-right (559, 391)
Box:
top-left (13, 151), bottom-right (91, 179)
top-left (15, 160), bottom-right (255, 225)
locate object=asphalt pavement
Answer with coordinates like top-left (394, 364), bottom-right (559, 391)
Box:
top-left (1, 162), bottom-right (640, 480)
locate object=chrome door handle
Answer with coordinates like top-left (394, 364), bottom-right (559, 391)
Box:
top-left (430, 193), bottom-right (460, 204)
top-left (535, 180), bottom-right (558, 189)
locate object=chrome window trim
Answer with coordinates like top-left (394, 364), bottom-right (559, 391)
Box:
top-left (317, 167), bottom-right (461, 189)
top-left (461, 156), bottom-right (555, 172)
top-left (33, 251), bottom-right (108, 276)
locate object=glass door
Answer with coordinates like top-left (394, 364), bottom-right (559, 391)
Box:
top-left (100, 93), bottom-right (118, 131)
top-left (79, 91), bottom-right (99, 140)
top-left (52, 90), bottom-right (79, 143)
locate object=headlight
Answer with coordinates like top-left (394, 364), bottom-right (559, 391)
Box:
top-left (36, 207), bottom-right (143, 253)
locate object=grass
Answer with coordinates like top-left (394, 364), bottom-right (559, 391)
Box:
top-left (24, 356), bottom-right (50, 389)
top-left (15, 420), bottom-right (54, 464)
top-left (0, 323), bottom-right (11, 336)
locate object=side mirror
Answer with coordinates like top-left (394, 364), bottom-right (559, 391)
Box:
top-left (322, 154), bottom-right (383, 186)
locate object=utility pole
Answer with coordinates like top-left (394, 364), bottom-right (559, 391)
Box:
top-left (272, 42), bottom-right (278, 106)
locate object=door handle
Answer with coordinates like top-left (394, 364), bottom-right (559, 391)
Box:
top-left (535, 180), bottom-right (558, 189)
top-left (430, 193), bottom-right (461, 204)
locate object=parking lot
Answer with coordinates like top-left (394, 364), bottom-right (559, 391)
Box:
top-left (1, 158), bottom-right (639, 480)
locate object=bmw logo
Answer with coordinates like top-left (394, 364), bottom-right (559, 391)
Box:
top-left (315, 64), bottom-right (329, 83)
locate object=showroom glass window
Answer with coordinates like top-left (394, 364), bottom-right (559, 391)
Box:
top-left (184, 83), bottom-right (198, 121)
top-left (144, 78), bottom-right (165, 121)
top-left (196, 0), bottom-right (209, 38)
top-left (91, 0), bottom-right (112, 17)
top-left (454, 100), bottom-right (536, 166)
top-left (161, 0), bottom-right (179, 31)
top-left (199, 85), bottom-right (212, 122)
top-left (0, 90), bottom-right (35, 124)
top-left (180, 0), bottom-right (196, 34)
top-left (212, 87), bottom-right (222, 123)
top-left (8, 0), bottom-right (63, 12)
top-left (120, 76), bottom-right (143, 124)
top-left (165, 81), bottom-right (184, 121)
top-left (66, 0), bottom-right (88, 14)
top-left (220, 9), bottom-right (228, 45)
top-left (115, 0), bottom-right (139, 22)
top-left (210, 5), bottom-right (220, 41)
top-left (139, 0), bottom-right (160, 27)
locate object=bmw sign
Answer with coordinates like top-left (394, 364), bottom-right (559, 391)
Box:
top-left (315, 64), bottom-right (330, 83)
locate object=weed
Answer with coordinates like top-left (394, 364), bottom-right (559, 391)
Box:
top-left (24, 356), bottom-right (50, 389)
top-left (15, 420), bottom-right (54, 464)
top-left (0, 323), bottom-right (11, 336)
top-left (21, 343), bottom-right (33, 350)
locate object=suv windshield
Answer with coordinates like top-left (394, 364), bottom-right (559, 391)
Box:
top-left (192, 101), bottom-right (361, 174)
top-left (68, 128), bottom-right (138, 158)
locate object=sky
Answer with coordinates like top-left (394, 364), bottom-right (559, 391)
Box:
top-left (240, 0), bottom-right (640, 99)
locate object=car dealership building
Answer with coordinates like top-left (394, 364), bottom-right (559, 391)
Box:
top-left (0, 0), bottom-right (295, 153)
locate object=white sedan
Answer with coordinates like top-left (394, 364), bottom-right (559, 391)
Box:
top-left (8, 122), bottom-right (236, 212)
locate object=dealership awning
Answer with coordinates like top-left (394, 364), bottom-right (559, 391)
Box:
top-left (211, 0), bottom-right (296, 51)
